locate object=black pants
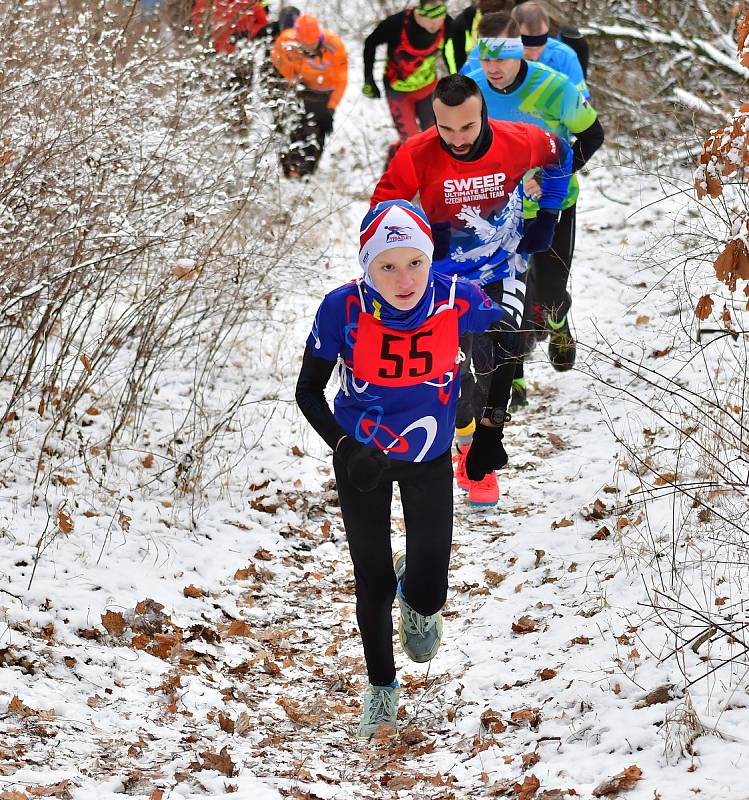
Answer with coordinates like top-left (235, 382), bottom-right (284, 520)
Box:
top-left (333, 449), bottom-right (453, 686)
top-left (526, 204), bottom-right (576, 322)
top-left (270, 84), bottom-right (334, 178)
top-left (456, 277), bottom-right (526, 429)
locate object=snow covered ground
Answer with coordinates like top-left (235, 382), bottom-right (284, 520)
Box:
top-left (1, 8), bottom-right (748, 800)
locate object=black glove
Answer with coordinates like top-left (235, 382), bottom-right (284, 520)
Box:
top-left (362, 81), bottom-right (381, 99)
top-left (518, 209), bottom-right (558, 255)
top-left (431, 220), bottom-right (452, 261)
top-left (465, 423), bottom-right (508, 481)
top-left (336, 437), bottom-right (389, 492)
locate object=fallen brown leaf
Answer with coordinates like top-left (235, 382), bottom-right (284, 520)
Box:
top-left (547, 433), bottom-right (568, 449)
top-left (58, 510), bottom-right (74, 534)
top-left (591, 526), bottom-right (611, 541)
top-left (197, 746), bottom-right (235, 777)
top-left (513, 774), bottom-right (541, 799)
top-left (276, 697), bottom-right (318, 726)
top-left (480, 709), bottom-right (507, 734)
top-left (537, 668), bottom-right (557, 681)
top-left (634, 686), bottom-right (674, 708)
top-left (25, 783), bottom-right (73, 800)
top-left (570, 636), bottom-right (591, 645)
top-left (400, 724), bottom-right (427, 745)
top-left (510, 707), bottom-right (541, 729)
top-left (235, 711), bottom-right (252, 736)
top-left (226, 620), bottom-right (253, 638)
top-left (551, 517), bottom-right (574, 529)
top-left (101, 610), bottom-right (127, 637)
top-left (386, 776), bottom-right (416, 791)
top-left (512, 616), bottom-right (538, 634)
top-left (592, 765), bottom-right (642, 797)
top-left (183, 585), bottom-right (206, 599)
top-left (485, 570), bottom-right (506, 588)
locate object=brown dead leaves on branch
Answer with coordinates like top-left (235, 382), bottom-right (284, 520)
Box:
top-left (693, 11), bottom-right (749, 315)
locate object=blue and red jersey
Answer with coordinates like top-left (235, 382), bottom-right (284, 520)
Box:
top-left (307, 272), bottom-right (506, 462)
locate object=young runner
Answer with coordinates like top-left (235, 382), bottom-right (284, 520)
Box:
top-left (465, 12), bottom-right (603, 407)
top-left (363, 2), bottom-right (452, 162)
top-left (370, 74), bottom-right (572, 506)
top-left (296, 200), bottom-right (516, 738)
top-left (270, 13), bottom-right (348, 177)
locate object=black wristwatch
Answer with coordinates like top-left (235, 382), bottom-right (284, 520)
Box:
top-left (482, 407), bottom-right (509, 426)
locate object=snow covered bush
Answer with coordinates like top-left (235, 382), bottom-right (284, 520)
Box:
top-left (590, 11), bottom-right (749, 740)
top-left (0, 1), bottom-right (305, 507)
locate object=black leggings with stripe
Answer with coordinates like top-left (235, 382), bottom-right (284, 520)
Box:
top-left (456, 276), bottom-right (526, 428)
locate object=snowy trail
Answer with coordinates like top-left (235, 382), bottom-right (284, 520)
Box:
top-left (2, 155), bottom-right (744, 799)
top-left (2, 38), bottom-right (746, 800)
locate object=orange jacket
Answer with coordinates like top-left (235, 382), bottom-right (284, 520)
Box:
top-left (193, 0), bottom-right (269, 53)
top-left (271, 29), bottom-right (348, 109)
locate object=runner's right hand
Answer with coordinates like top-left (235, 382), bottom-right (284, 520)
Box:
top-left (362, 82), bottom-right (381, 99)
top-left (336, 437), bottom-right (389, 491)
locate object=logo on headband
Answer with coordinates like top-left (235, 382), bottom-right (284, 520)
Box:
top-left (477, 37), bottom-right (524, 60)
top-left (385, 225), bottom-right (413, 243)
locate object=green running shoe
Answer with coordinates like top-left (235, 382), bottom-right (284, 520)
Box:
top-left (356, 683), bottom-right (400, 739)
top-left (393, 550), bottom-right (443, 663)
top-left (509, 377), bottom-right (528, 412)
top-left (547, 315), bottom-right (576, 372)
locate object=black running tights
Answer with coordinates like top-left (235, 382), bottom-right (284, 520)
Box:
top-left (333, 449), bottom-right (453, 686)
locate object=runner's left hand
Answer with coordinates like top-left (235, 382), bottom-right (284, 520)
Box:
top-left (517, 209), bottom-right (557, 255)
top-left (465, 423), bottom-right (508, 481)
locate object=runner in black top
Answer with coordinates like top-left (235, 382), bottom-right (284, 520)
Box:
top-left (363, 2), bottom-right (452, 161)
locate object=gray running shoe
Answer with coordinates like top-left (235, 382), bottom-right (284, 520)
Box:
top-left (393, 550), bottom-right (443, 663)
top-left (356, 683), bottom-right (399, 739)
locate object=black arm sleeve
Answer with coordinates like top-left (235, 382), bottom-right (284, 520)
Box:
top-left (295, 346), bottom-right (347, 452)
top-left (363, 12), bottom-right (405, 86)
top-left (450, 7), bottom-right (474, 72)
top-left (572, 117), bottom-right (604, 173)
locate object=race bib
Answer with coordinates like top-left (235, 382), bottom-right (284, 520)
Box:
top-left (352, 308), bottom-right (459, 387)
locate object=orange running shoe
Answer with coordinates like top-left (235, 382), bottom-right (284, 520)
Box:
top-left (467, 470), bottom-right (499, 507)
top-left (453, 445), bottom-right (471, 491)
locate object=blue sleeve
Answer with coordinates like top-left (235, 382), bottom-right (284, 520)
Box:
top-left (537, 136), bottom-right (573, 212)
top-left (307, 292), bottom-right (344, 361)
top-left (459, 280), bottom-right (509, 334)
top-left (560, 49), bottom-right (589, 100)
